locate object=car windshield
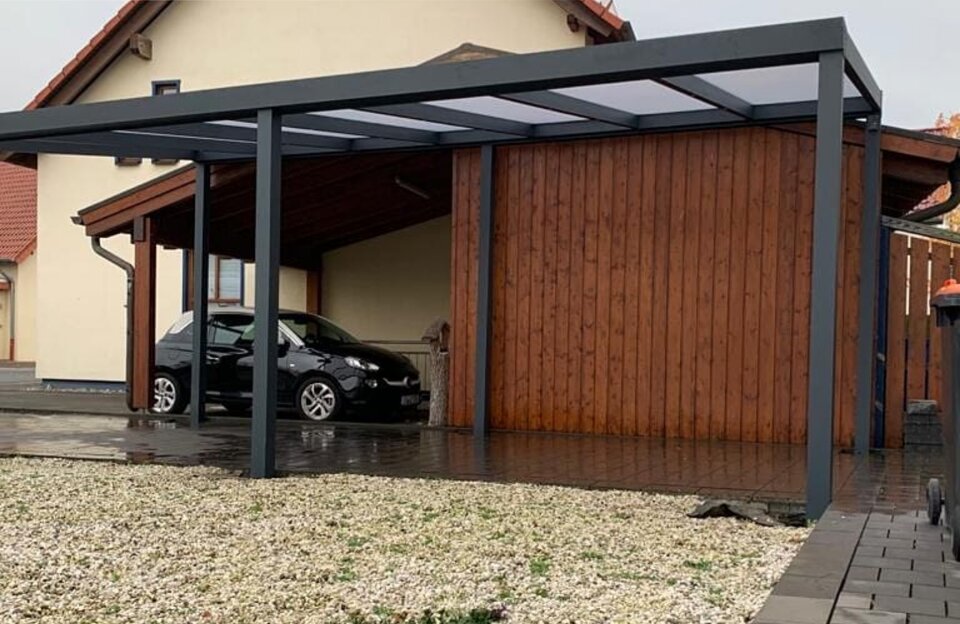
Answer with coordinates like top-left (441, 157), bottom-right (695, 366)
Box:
top-left (279, 313), bottom-right (359, 345)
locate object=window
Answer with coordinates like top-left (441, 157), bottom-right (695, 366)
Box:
top-left (208, 255), bottom-right (244, 304)
top-left (114, 79), bottom-right (182, 167)
top-left (152, 80), bottom-right (180, 96)
top-left (151, 80), bottom-right (181, 165)
top-left (208, 314), bottom-right (254, 347)
top-left (280, 313), bottom-right (359, 345)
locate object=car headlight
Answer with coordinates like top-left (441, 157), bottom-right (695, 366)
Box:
top-left (345, 356), bottom-right (380, 372)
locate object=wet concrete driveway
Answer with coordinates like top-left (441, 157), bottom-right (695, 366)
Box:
top-left (0, 412), bottom-right (863, 503)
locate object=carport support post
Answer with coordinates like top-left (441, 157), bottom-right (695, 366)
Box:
top-left (190, 163), bottom-right (210, 429)
top-left (854, 114), bottom-right (882, 455)
top-left (473, 145), bottom-right (495, 438)
top-left (806, 50), bottom-right (845, 520)
top-left (250, 109), bottom-right (281, 479)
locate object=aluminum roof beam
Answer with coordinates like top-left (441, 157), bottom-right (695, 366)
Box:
top-left (1, 95), bottom-right (873, 163)
top-left (364, 103), bottom-right (533, 136)
top-left (655, 76), bottom-right (754, 118)
top-left (0, 18), bottom-right (877, 144)
top-left (280, 113), bottom-right (439, 144)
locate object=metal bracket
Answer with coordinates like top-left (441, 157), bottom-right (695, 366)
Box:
top-left (882, 216), bottom-right (960, 246)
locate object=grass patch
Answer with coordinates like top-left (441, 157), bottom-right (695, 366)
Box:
top-left (528, 556), bottom-right (551, 577)
top-left (349, 607), bottom-right (507, 624)
top-left (683, 559), bottom-right (712, 572)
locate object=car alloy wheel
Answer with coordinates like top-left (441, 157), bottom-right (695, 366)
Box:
top-left (153, 376), bottom-right (178, 413)
top-left (300, 379), bottom-right (337, 421)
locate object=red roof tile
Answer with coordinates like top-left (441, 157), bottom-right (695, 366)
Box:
top-left (26, 0), bottom-right (627, 111)
top-left (574, 0), bottom-right (626, 31)
top-left (0, 163), bottom-right (37, 262)
top-left (26, 0), bottom-right (148, 110)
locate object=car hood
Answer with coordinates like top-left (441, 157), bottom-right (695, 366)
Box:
top-left (311, 342), bottom-right (417, 373)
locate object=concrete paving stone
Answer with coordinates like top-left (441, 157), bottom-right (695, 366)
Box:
top-left (829, 607), bottom-right (905, 624)
top-left (878, 568), bottom-right (944, 586)
top-left (773, 574), bottom-right (842, 599)
top-left (863, 528), bottom-right (891, 539)
top-left (913, 586), bottom-right (960, 602)
top-left (917, 560), bottom-right (960, 573)
top-left (855, 546), bottom-right (885, 558)
top-left (753, 596), bottom-right (833, 624)
top-left (950, 600), bottom-right (960, 616)
top-left (885, 546), bottom-right (944, 562)
top-left (835, 593), bottom-right (872, 609)
top-left (873, 596), bottom-right (946, 617)
top-left (909, 615), bottom-right (960, 624)
top-left (842, 580), bottom-right (910, 598)
top-left (859, 537), bottom-right (916, 549)
top-left (809, 531), bottom-right (867, 546)
top-left (852, 556), bottom-right (912, 571)
top-left (945, 570), bottom-right (960, 588)
top-left (846, 566), bottom-right (881, 581)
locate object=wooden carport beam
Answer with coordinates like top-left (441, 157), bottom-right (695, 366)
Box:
top-left (131, 216), bottom-right (157, 410)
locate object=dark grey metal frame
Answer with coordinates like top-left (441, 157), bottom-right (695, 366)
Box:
top-left (0, 17), bottom-right (882, 519)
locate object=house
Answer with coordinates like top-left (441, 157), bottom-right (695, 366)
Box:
top-left (0, 162), bottom-right (37, 363)
top-left (4, 12), bottom-right (958, 516)
top-left (4, 1), bottom-right (960, 481)
top-left (14, 0), bottom-right (629, 386)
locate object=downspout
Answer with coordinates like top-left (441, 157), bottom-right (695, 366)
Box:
top-left (90, 237), bottom-right (136, 411)
top-left (904, 155), bottom-right (960, 223)
top-left (0, 268), bottom-right (14, 360)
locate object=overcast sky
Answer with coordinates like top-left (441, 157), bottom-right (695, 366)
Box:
top-left (0, 0), bottom-right (955, 129)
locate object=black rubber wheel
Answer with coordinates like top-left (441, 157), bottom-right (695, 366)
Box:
top-left (927, 478), bottom-right (943, 525)
top-left (151, 372), bottom-right (187, 415)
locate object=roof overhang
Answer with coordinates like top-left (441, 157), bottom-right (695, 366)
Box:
top-left (0, 18), bottom-right (881, 163)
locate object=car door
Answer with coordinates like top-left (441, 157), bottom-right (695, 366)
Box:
top-left (206, 313), bottom-right (255, 397)
top-left (233, 323), bottom-right (296, 401)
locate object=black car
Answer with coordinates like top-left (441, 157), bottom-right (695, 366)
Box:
top-left (153, 307), bottom-right (421, 421)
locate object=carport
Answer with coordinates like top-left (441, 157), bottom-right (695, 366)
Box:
top-left (0, 18), bottom-right (882, 518)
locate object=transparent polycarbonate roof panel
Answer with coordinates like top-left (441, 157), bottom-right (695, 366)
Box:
top-left (309, 110), bottom-right (465, 132)
top-left (696, 63), bottom-right (861, 105)
top-left (219, 120), bottom-right (361, 139)
top-left (428, 96), bottom-right (583, 124)
top-left (554, 80), bottom-right (712, 115)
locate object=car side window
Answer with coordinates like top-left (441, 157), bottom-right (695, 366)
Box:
top-left (208, 314), bottom-right (254, 346)
top-left (166, 321), bottom-right (193, 344)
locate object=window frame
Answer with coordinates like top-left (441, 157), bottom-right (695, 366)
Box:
top-left (150, 80), bottom-right (182, 165)
top-left (208, 255), bottom-right (244, 305)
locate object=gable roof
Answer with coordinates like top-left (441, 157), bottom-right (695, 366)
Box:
top-left (0, 163), bottom-right (37, 262)
top-left (27, 0), bottom-right (171, 111)
top-left (26, 0), bottom-right (630, 112)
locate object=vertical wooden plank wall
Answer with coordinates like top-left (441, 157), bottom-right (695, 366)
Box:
top-left (884, 233), bottom-right (959, 448)
top-left (448, 149), bottom-right (480, 427)
top-left (449, 127), bottom-right (867, 445)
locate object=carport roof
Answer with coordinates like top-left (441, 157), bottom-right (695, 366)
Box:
top-left (0, 18), bottom-right (880, 163)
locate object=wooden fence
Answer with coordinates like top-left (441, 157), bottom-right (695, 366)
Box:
top-left (884, 232), bottom-right (960, 447)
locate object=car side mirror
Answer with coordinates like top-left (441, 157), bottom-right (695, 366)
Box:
top-left (278, 338), bottom-right (290, 356)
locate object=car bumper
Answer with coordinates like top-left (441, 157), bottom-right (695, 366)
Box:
top-left (339, 373), bottom-right (421, 412)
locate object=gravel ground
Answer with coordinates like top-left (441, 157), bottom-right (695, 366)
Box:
top-left (0, 457), bottom-right (808, 624)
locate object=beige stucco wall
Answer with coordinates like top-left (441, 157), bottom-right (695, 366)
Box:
top-left (35, 0), bottom-right (583, 381)
top-left (322, 216), bottom-right (450, 341)
top-left (12, 251), bottom-right (37, 363)
top-left (0, 254), bottom-right (38, 362)
top-left (242, 265), bottom-right (308, 312)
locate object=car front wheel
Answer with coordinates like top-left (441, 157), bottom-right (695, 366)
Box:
top-left (296, 377), bottom-right (341, 421)
top-left (152, 372), bottom-right (186, 414)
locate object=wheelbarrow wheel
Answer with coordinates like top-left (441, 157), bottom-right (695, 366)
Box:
top-left (928, 478), bottom-right (943, 525)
